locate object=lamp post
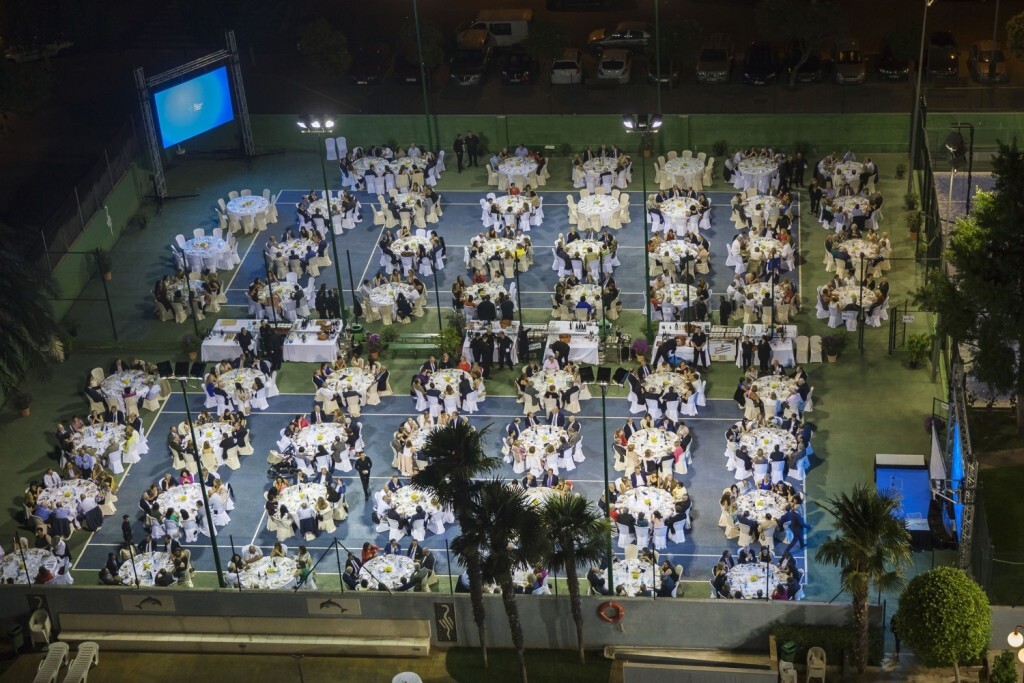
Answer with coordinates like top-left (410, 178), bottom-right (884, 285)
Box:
top-left (411, 0), bottom-right (434, 151)
top-left (1006, 626), bottom-right (1024, 674)
top-left (591, 366), bottom-right (626, 595)
top-left (907, 0), bottom-right (938, 195)
top-left (297, 115), bottom-right (349, 327)
top-left (945, 124), bottom-right (975, 215)
top-left (622, 114), bottom-right (663, 343)
top-left (157, 360), bottom-right (227, 587)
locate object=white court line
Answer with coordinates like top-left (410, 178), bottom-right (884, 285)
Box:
top-left (159, 411), bottom-right (739, 421)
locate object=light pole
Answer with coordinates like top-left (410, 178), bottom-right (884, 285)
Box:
top-left (588, 365), bottom-right (626, 595)
top-left (157, 360), bottom-right (227, 587)
top-left (945, 124), bottom-right (975, 215)
top-left (297, 115), bottom-right (349, 327)
top-left (908, 0), bottom-right (938, 195)
top-left (411, 0), bottom-right (435, 151)
top-left (622, 114), bottom-right (663, 343)
top-left (1006, 626), bottom-right (1024, 675)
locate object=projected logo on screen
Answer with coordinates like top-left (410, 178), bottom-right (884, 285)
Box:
top-left (153, 66), bottom-right (234, 148)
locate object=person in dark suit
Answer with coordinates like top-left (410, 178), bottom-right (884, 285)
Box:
top-left (521, 473), bottom-right (539, 488)
top-left (406, 539), bottom-right (424, 562)
top-left (453, 133), bottom-right (465, 173)
top-left (630, 470), bottom-right (648, 488)
top-left (542, 469), bottom-right (559, 488)
top-left (587, 566), bottom-right (610, 595)
top-left (476, 295), bottom-right (497, 322)
top-left (657, 571), bottom-right (677, 597)
top-left (756, 336), bottom-right (772, 373)
top-left (107, 406), bottom-right (126, 425)
top-left (237, 327), bottom-right (254, 356)
top-left (616, 510), bottom-right (636, 536)
top-left (310, 405), bottom-right (329, 424)
top-left (496, 331), bottom-right (514, 370)
top-left (499, 296), bottom-right (515, 322)
top-left (466, 131), bottom-right (480, 167)
top-left (420, 547), bottom-right (437, 573)
top-left (354, 452), bottom-right (373, 498)
top-left (420, 356), bottom-right (439, 374)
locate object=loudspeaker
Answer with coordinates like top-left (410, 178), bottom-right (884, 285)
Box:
top-left (579, 367), bottom-right (595, 383)
top-left (156, 361), bottom-right (174, 378)
top-left (174, 362), bottom-right (190, 378)
top-left (596, 367), bottom-right (612, 384)
top-left (612, 368), bottom-right (630, 385)
top-left (189, 362), bottom-right (207, 379)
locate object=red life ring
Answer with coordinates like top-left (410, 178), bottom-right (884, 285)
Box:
top-left (597, 601), bottom-right (625, 624)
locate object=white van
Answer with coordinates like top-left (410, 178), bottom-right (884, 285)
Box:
top-left (458, 9), bottom-right (532, 48)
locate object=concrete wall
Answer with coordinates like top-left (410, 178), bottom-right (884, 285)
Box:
top-left (990, 606), bottom-right (1024, 651)
top-left (2, 584), bottom-right (875, 652)
top-left (50, 164), bottom-right (147, 320)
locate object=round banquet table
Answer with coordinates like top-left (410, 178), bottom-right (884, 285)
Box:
top-left (38, 478), bottom-right (101, 511)
top-left (656, 239), bottom-right (700, 264)
top-left (323, 369), bottom-right (377, 401)
top-left (830, 285), bottom-right (873, 311)
top-left (119, 551), bottom-right (175, 586)
top-left (742, 194), bottom-right (785, 216)
top-left (256, 281), bottom-right (298, 305)
top-left (493, 194), bottom-right (532, 214)
top-left (662, 157), bottom-right (705, 188)
top-left (738, 427), bottom-right (798, 458)
top-left (838, 238), bottom-right (879, 260)
top-left (353, 156), bottom-right (427, 178)
top-left (394, 191), bottom-right (425, 210)
top-left (563, 284), bottom-right (603, 310)
top-left (179, 421), bottom-right (236, 449)
top-left (0, 548), bottom-right (61, 584)
top-left (392, 235), bottom-right (432, 257)
top-left (737, 281), bottom-right (777, 304)
top-left (832, 160), bottom-right (865, 191)
top-left (70, 423), bottom-right (127, 454)
top-left (156, 483), bottom-right (204, 517)
top-left (657, 283), bottom-right (702, 309)
top-left (615, 486), bottom-right (675, 521)
top-left (475, 237), bottom-right (518, 262)
top-left (518, 425), bottom-right (569, 455)
top-left (736, 158), bottom-right (778, 193)
top-left (583, 157), bottom-right (619, 175)
top-left (611, 558), bottom-right (662, 596)
top-left (408, 424), bottom-right (444, 452)
top-left (360, 554), bottom-right (417, 590)
top-left (576, 195), bottom-right (620, 227)
top-left (389, 486), bottom-right (439, 518)
top-left (182, 236), bottom-right (231, 270)
top-left (642, 371), bottom-right (691, 397)
top-left (726, 561), bottom-right (786, 599)
top-left (279, 483), bottom-right (328, 515)
top-left (101, 370), bottom-right (158, 400)
top-left (498, 157), bottom-right (537, 180)
top-left (369, 283), bottom-right (419, 307)
top-left (307, 198), bottom-right (345, 218)
top-left (658, 197), bottom-right (701, 231)
top-left (291, 424), bottom-right (347, 453)
top-left (426, 368), bottom-right (471, 396)
top-left (464, 282), bottom-right (507, 304)
top-left (627, 428), bottom-right (676, 464)
top-left (238, 556), bottom-right (297, 590)
top-left (227, 196), bottom-right (269, 219)
top-left (563, 239), bottom-right (605, 262)
top-left (216, 368), bottom-right (266, 393)
top-left (530, 370), bottom-right (576, 395)
top-left (735, 490), bottom-right (788, 523)
top-left (751, 376), bottom-right (798, 399)
top-left (522, 486), bottom-right (561, 508)
top-left (748, 236), bottom-right (784, 259)
top-left (830, 195), bottom-right (872, 215)
top-left (167, 278), bottom-right (205, 301)
top-left (269, 238), bottom-right (318, 259)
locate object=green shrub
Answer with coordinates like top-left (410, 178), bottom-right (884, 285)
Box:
top-left (991, 651), bottom-right (1018, 683)
top-left (903, 192), bottom-right (919, 211)
top-left (772, 624), bottom-right (882, 666)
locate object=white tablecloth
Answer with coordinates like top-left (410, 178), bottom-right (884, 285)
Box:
top-left (497, 157), bottom-right (537, 181)
top-left (615, 486), bottom-right (675, 520)
top-left (662, 157), bottom-right (705, 189)
top-left (736, 159), bottom-right (778, 193)
top-left (831, 284), bottom-right (873, 311)
top-left (70, 423), bottom-right (126, 454)
top-left (279, 483), bottom-right (328, 514)
top-left (360, 554), bottom-right (416, 590)
top-left (583, 157), bottom-right (618, 175)
top-left (735, 490), bottom-right (788, 522)
top-left (545, 321), bottom-right (599, 365)
top-left (269, 238), bottom-right (318, 259)
top-left (182, 236), bottom-right (231, 271)
top-left (576, 196), bottom-right (620, 227)
top-left (612, 558), bottom-right (661, 596)
top-left (393, 235), bottom-right (432, 257)
top-left (518, 425), bottom-right (569, 456)
top-left (751, 376), bottom-right (798, 399)
top-left (562, 239), bottom-right (605, 262)
top-left (563, 284), bottom-right (603, 313)
top-left (493, 195), bottom-right (532, 214)
top-left (38, 479), bottom-right (101, 511)
top-left (322, 369), bottom-right (377, 404)
top-left (156, 483), bottom-right (204, 516)
top-left (227, 196), bottom-right (269, 219)
top-left (119, 551), bottom-right (175, 586)
top-left (464, 282), bottom-right (508, 306)
top-left (238, 556), bottom-right (297, 590)
top-left (389, 486), bottom-right (439, 518)
top-left (742, 194), bottom-right (785, 217)
top-left (657, 283), bottom-right (702, 309)
top-left (748, 236), bottom-right (784, 261)
top-left (831, 160), bottom-right (864, 192)
top-left (739, 427), bottom-right (798, 458)
top-left (216, 368), bottom-right (266, 393)
top-left (530, 369), bottom-right (577, 396)
top-left (369, 283), bottom-right (419, 307)
top-left (830, 195), bottom-right (873, 216)
top-left (726, 562), bottom-right (785, 599)
top-left (307, 198), bottom-right (345, 220)
top-left (655, 239), bottom-right (700, 264)
top-left (101, 371), bottom-right (157, 402)
top-left (838, 238), bottom-right (879, 260)
top-left (736, 325), bottom-right (796, 368)
top-left (628, 428), bottom-right (676, 464)
top-left (284, 321), bottom-right (343, 363)
top-left (202, 320), bottom-right (260, 362)
top-left (353, 156), bottom-right (426, 179)
top-left (735, 281), bottom-right (778, 306)
top-left (179, 421), bottom-right (236, 450)
top-left (0, 548), bottom-right (60, 584)
top-left (426, 368), bottom-right (472, 396)
top-left (291, 424), bottom-right (346, 454)
top-left (642, 371), bottom-right (691, 397)
top-left (658, 197), bottom-right (701, 233)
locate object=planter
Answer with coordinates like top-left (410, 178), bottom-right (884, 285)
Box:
top-left (827, 354), bottom-right (837, 363)
top-left (369, 350), bottom-right (380, 361)
top-left (188, 351), bottom-right (198, 361)
top-left (19, 408), bottom-right (30, 418)
top-left (103, 271), bottom-right (112, 281)
top-left (643, 149), bottom-right (652, 158)
top-left (635, 354), bottom-right (646, 365)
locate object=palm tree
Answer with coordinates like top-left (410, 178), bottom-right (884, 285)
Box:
top-left (540, 493), bottom-right (610, 664)
top-left (471, 480), bottom-right (549, 683)
top-left (815, 484), bottom-right (913, 676)
top-left (411, 421), bottom-right (498, 667)
top-left (0, 246), bottom-right (63, 400)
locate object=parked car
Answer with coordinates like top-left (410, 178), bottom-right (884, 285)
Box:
top-left (926, 30), bottom-right (959, 79)
top-left (832, 40), bottom-right (866, 84)
top-left (784, 46), bottom-right (827, 83)
top-left (456, 9), bottom-right (532, 49)
top-left (877, 40), bottom-right (911, 81)
top-left (646, 54), bottom-right (680, 85)
top-left (550, 48), bottom-right (584, 85)
top-left (501, 48), bottom-right (536, 84)
top-left (349, 44), bottom-right (392, 85)
top-left (968, 40), bottom-right (1008, 83)
top-left (596, 49), bottom-right (632, 84)
top-left (394, 54), bottom-right (429, 85)
top-left (450, 29), bottom-right (492, 86)
top-left (741, 42), bottom-right (778, 85)
top-left (4, 39), bottom-right (73, 63)
top-left (695, 33), bottom-right (734, 84)
top-left (587, 22), bottom-right (653, 54)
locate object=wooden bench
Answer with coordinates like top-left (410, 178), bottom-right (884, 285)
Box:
top-left (389, 342), bottom-right (437, 358)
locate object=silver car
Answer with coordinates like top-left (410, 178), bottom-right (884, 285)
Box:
top-left (833, 40), bottom-right (866, 84)
top-left (596, 49), bottom-right (631, 84)
top-left (550, 49), bottom-right (584, 85)
top-left (696, 33), bottom-right (734, 84)
top-left (968, 40), bottom-right (1008, 83)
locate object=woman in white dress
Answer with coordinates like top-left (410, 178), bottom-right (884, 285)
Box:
top-left (398, 440), bottom-right (415, 477)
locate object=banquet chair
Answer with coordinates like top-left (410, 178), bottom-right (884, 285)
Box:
top-left (624, 543), bottom-right (640, 562)
top-left (770, 460), bottom-right (786, 485)
top-left (486, 164), bottom-right (498, 186)
top-left (240, 189), bottom-right (251, 196)
top-left (192, 228), bottom-right (205, 239)
top-left (702, 158), bottom-right (715, 188)
top-left (738, 525), bottom-right (754, 547)
top-left (796, 336), bottom-right (810, 364)
top-left (170, 302), bottom-right (189, 324)
top-left (842, 311), bottom-right (858, 332)
top-left (652, 526), bottom-right (668, 550)
top-left (228, 191), bottom-right (239, 200)
top-left (827, 303), bottom-right (842, 328)
top-left (410, 519), bottom-right (427, 542)
top-left (336, 136), bottom-right (347, 157)
top-left (806, 647), bottom-right (826, 682)
top-left (617, 524), bottom-right (635, 549)
top-left (388, 518), bottom-right (407, 542)
top-left (634, 526), bottom-right (651, 549)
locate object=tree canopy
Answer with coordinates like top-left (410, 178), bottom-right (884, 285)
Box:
top-left (297, 20), bottom-right (352, 77)
top-left (1007, 12), bottom-right (1024, 61)
top-left (895, 566), bottom-right (990, 679)
top-left (914, 139), bottom-right (1024, 432)
top-left (756, 0), bottom-right (843, 87)
top-left (397, 20), bottom-right (446, 70)
top-left (656, 19), bottom-right (701, 67)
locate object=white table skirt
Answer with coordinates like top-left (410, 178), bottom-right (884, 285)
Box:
top-left (547, 334), bottom-right (598, 365)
